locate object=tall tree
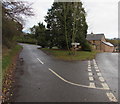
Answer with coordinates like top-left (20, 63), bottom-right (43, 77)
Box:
top-left (30, 23), bottom-right (47, 48)
top-left (45, 2), bottom-right (90, 50)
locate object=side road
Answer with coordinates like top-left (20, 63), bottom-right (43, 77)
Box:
top-left (96, 53), bottom-right (118, 99)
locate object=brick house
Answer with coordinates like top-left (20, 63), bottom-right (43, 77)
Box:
top-left (86, 33), bottom-right (114, 52)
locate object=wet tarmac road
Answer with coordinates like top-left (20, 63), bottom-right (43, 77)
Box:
top-left (95, 53), bottom-right (118, 99)
top-left (12, 44), bottom-right (118, 102)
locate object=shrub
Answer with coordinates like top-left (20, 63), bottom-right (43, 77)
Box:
top-left (81, 41), bottom-right (92, 51)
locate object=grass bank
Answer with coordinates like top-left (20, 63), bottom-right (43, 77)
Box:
top-left (2, 45), bottom-right (22, 102)
top-left (42, 48), bottom-right (97, 61)
top-left (2, 45), bottom-right (22, 77)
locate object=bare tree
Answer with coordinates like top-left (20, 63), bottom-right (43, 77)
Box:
top-left (2, 0), bottom-right (34, 24)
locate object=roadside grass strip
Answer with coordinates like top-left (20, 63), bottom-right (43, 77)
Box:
top-left (42, 49), bottom-right (97, 61)
top-left (106, 92), bottom-right (117, 102)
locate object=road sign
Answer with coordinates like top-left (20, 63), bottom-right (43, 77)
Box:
top-left (71, 43), bottom-right (80, 47)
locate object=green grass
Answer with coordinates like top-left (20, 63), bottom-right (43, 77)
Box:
top-left (42, 48), bottom-right (97, 61)
top-left (2, 45), bottom-right (22, 77)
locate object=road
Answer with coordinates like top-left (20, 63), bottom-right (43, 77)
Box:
top-left (96, 53), bottom-right (118, 99)
top-left (12, 44), bottom-right (118, 102)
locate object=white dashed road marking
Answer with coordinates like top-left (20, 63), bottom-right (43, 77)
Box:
top-left (99, 77), bottom-right (105, 82)
top-left (37, 58), bottom-right (44, 64)
top-left (96, 69), bottom-right (100, 72)
top-left (95, 66), bottom-right (99, 69)
top-left (91, 59), bottom-right (117, 102)
top-left (89, 77), bottom-right (94, 81)
top-left (101, 83), bottom-right (110, 90)
top-left (88, 69), bottom-right (92, 71)
top-left (94, 64), bottom-right (97, 67)
top-left (88, 61), bottom-right (91, 64)
top-left (88, 65), bottom-right (91, 67)
top-left (97, 73), bottom-right (102, 77)
top-left (48, 60), bottom-right (117, 102)
top-left (88, 66), bottom-right (91, 69)
top-left (89, 82), bottom-right (96, 88)
top-left (88, 72), bottom-right (93, 76)
top-left (106, 92), bottom-right (117, 102)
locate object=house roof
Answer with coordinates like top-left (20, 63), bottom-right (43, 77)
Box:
top-left (102, 41), bottom-right (114, 47)
top-left (86, 34), bottom-right (105, 41)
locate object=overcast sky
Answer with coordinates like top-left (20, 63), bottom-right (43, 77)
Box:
top-left (22, 0), bottom-right (119, 39)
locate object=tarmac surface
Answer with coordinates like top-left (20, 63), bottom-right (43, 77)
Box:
top-left (12, 44), bottom-right (118, 102)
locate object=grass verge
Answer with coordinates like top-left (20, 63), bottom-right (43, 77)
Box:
top-left (1, 45), bottom-right (22, 102)
top-left (41, 48), bottom-right (97, 61)
top-left (2, 45), bottom-right (22, 77)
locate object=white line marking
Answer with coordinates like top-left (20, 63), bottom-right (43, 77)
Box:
top-left (89, 77), bottom-right (94, 81)
top-left (88, 69), bottom-right (92, 71)
top-left (93, 59), bottom-right (95, 62)
top-left (88, 72), bottom-right (93, 76)
top-left (97, 73), bottom-right (102, 76)
top-left (101, 83), bottom-right (110, 90)
top-left (88, 66), bottom-right (91, 69)
top-left (93, 62), bottom-right (97, 65)
top-left (89, 82), bottom-right (96, 88)
top-left (48, 68), bottom-right (104, 90)
top-left (94, 65), bottom-right (97, 67)
top-left (88, 64), bottom-right (91, 67)
top-left (106, 92), bottom-right (117, 102)
top-left (96, 69), bottom-right (100, 72)
top-left (88, 61), bottom-right (91, 64)
top-left (37, 58), bottom-right (44, 64)
top-left (99, 77), bottom-right (105, 82)
top-left (93, 59), bottom-right (97, 65)
top-left (88, 63), bottom-right (91, 65)
top-left (95, 66), bottom-right (99, 69)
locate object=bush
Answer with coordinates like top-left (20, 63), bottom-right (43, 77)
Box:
top-left (16, 36), bottom-right (37, 44)
top-left (81, 41), bottom-right (92, 51)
